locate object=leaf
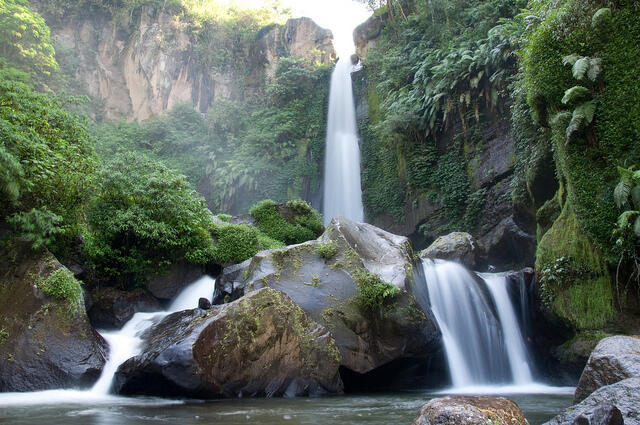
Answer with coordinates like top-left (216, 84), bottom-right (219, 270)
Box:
top-left (617, 210), bottom-right (638, 228)
top-left (562, 54), bottom-right (580, 66)
top-left (592, 8), bottom-right (612, 29)
top-left (566, 108), bottom-right (586, 143)
top-left (572, 58), bottom-right (589, 80)
top-left (575, 100), bottom-right (596, 125)
top-left (562, 86), bottom-right (590, 105)
top-left (587, 58), bottom-right (602, 82)
top-left (614, 181), bottom-right (631, 208)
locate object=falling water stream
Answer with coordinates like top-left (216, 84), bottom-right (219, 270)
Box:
top-left (323, 57), bottom-right (364, 225)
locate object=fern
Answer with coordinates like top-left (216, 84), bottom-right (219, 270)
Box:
top-left (562, 86), bottom-right (591, 105)
top-left (565, 100), bottom-right (596, 143)
top-left (617, 210), bottom-right (639, 229)
top-left (591, 8), bottom-right (612, 29)
top-left (573, 57), bottom-right (589, 80)
top-left (615, 181), bottom-right (631, 208)
top-left (587, 58), bottom-right (602, 82)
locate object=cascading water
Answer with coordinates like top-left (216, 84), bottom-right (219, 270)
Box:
top-left (91, 275), bottom-right (217, 395)
top-left (323, 57), bottom-right (364, 225)
top-left (420, 259), bottom-right (535, 388)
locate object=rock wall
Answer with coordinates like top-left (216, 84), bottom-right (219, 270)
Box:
top-left (35, 3), bottom-right (335, 122)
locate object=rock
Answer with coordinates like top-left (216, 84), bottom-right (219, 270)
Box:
top-left (113, 288), bottom-right (342, 398)
top-left (146, 261), bottom-right (204, 300)
top-left (411, 396), bottom-right (529, 425)
top-left (419, 232), bottom-right (478, 268)
top-left (87, 286), bottom-right (162, 329)
top-left (0, 238), bottom-right (107, 391)
top-left (353, 15), bottom-right (383, 59)
top-left (215, 217), bottom-right (441, 375)
top-left (198, 297), bottom-right (211, 310)
top-left (574, 335), bottom-right (640, 403)
top-left (543, 377), bottom-right (640, 425)
top-left (479, 215), bottom-right (536, 270)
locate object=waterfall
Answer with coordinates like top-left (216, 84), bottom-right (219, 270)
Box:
top-left (91, 275), bottom-right (217, 395)
top-left (420, 259), bottom-right (535, 388)
top-left (323, 57), bottom-right (364, 225)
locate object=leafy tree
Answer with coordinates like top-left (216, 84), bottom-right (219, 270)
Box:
top-left (0, 65), bottom-right (95, 249)
top-left (84, 153), bottom-right (216, 284)
top-left (0, 0), bottom-right (58, 77)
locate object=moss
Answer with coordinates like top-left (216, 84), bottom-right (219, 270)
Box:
top-left (353, 271), bottom-right (400, 313)
top-left (37, 268), bottom-right (83, 315)
top-left (0, 327), bottom-right (8, 345)
top-left (536, 189), bottom-right (562, 242)
top-left (316, 241), bottom-right (338, 260)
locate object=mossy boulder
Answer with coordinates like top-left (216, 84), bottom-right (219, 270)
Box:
top-left (0, 238), bottom-right (107, 391)
top-left (113, 288), bottom-right (342, 398)
top-left (420, 232), bottom-right (478, 269)
top-left (411, 396), bottom-right (529, 425)
top-left (215, 217), bottom-right (440, 375)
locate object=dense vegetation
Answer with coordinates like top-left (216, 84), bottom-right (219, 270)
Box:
top-left (361, 0), bottom-right (640, 331)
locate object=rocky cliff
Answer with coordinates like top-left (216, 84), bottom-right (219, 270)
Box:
top-left (33, 2), bottom-right (335, 122)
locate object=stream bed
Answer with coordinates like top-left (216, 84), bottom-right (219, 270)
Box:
top-left (0, 389), bottom-right (574, 425)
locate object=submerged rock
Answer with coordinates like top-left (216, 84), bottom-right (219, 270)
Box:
top-left (114, 288), bottom-right (343, 398)
top-left (215, 217), bottom-right (440, 374)
top-left (0, 238), bottom-right (107, 391)
top-left (411, 395), bottom-right (529, 425)
top-left (419, 232), bottom-right (478, 268)
top-left (544, 377), bottom-right (640, 425)
top-left (574, 335), bottom-right (640, 403)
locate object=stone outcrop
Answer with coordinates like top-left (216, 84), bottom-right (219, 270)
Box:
top-left (411, 396), bottom-right (529, 425)
top-left (574, 335), bottom-right (640, 403)
top-left (87, 286), bottom-right (162, 329)
top-left (113, 288), bottom-right (343, 398)
top-left (145, 261), bottom-right (204, 301)
top-left (214, 217), bottom-right (441, 375)
top-left (36, 3), bottom-right (335, 122)
top-left (544, 377), bottom-right (640, 425)
top-left (353, 15), bottom-right (384, 59)
top-left (419, 232), bottom-right (478, 268)
top-left (0, 238), bottom-right (107, 391)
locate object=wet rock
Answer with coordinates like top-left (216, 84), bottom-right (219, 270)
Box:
top-left (572, 405), bottom-right (623, 425)
top-left (411, 395), bottom-right (529, 425)
top-left (198, 297), bottom-right (211, 310)
top-left (419, 232), bottom-right (478, 268)
top-left (544, 377), bottom-right (640, 425)
top-left (0, 238), bottom-right (107, 391)
top-left (215, 217), bottom-right (440, 375)
top-left (87, 286), bottom-right (162, 329)
top-left (574, 335), bottom-right (640, 403)
top-left (479, 215), bottom-right (536, 270)
top-left (114, 288), bottom-right (342, 398)
top-left (146, 261), bottom-right (204, 300)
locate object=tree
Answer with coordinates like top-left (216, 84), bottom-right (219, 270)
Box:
top-left (0, 0), bottom-right (58, 77)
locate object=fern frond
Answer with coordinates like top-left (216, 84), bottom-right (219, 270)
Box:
top-left (562, 86), bottom-right (590, 105)
top-left (566, 110), bottom-right (585, 143)
top-left (562, 54), bottom-right (580, 66)
top-left (587, 58), bottom-right (602, 82)
top-left (572, 58), bottom-right (589, 80)
top-left (575, 101), bottom-right (596, 125)
top-left (617, 210), bottom-right (639, 228)
top-left (614, 181), bottom-right (631, 208)
top-left (592, 8), bottom-right (612, 29)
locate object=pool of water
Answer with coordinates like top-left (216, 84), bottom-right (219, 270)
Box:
top-left (0, 387), bottom-right (574, 425)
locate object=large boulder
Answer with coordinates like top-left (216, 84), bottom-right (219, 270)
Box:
top-left (145, 261), bottom-right (204, 300)
top-left (411, 396), bottom-right (529, 425)
top-left (574, 335), bottom-right (640, 403)
top-left (87, 286), bottom-right (162, 329)
top-left (420, 232), bottom-right (478, 269)
top-left (114, 288), bottom-right (343, 398)
top-left (214, 217), bottom-right (441, 374)
top-left (0, 238), bottom-right (107, 391)
top-left (543, 377), bottom-right (640, 425)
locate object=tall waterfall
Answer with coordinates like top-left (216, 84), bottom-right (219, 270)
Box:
top-left (323, 57), bottom-right (364, 225)
top-left (91, 276), bottom-right (217, 395)
top-left (421, 260), bottom-right (534, 388)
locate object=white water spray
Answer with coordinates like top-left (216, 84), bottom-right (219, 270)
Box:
top-left (91, 275), bottom-right (217, 395)
top-left (323, 57), bottom-right (364, 225)
top-left (421, 260), bottom-right (535, 388)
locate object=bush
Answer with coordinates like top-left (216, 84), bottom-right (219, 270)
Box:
top-left (85, 153), bottom-right (215, 283)
top-left (250, 199), bottom-right (324, 245)
top-left (210, 223), bottom-right (259, 264)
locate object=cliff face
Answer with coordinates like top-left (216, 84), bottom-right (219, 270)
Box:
top-left (39, 5), bottom-right (334, 122)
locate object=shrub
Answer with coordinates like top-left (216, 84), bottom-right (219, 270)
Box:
top-left (250, 199), bottom-right (324, 245)
top-left (38, 268), bottom-right (83, 314)
top-left (353, 271), bottom-right (400, 312)
top-left (85, 153), bottom-right (215, 283)
top-left (210, 223), bottom-right (259, 264)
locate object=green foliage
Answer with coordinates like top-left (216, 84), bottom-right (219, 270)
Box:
top-left (0, 0), bottom-right (58, 77)
top-left (316, 241), bottom-right (338, 260)
top-left (0, 66), bottom-right (95, 251)
top-left (249, 199), bottom-right (323, 246)
top-left (354, 271), bottom-right (400, 312)
top-left (37, 268), bottom-right (83, 314)
top-left (85, 153), bottom-right (215, 283)
top-left (94, 56), bottom-right (330, 214)
top-left (210, 222), bottom-right (259, 265)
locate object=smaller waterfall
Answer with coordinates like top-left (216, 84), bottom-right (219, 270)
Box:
top-left (323, 57), bottom-right (364, 225)
top-left (91, 276), bottom-right (216, 395)
top-left (421, 260), bottom-right (535, 388)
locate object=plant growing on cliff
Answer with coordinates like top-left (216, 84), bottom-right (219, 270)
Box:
top-left (250, 199), bottom-right (323, 246)
top-left (354, 271), bottom-right (400, 313)
top-left (37, 268), bottom-right (83, 314)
